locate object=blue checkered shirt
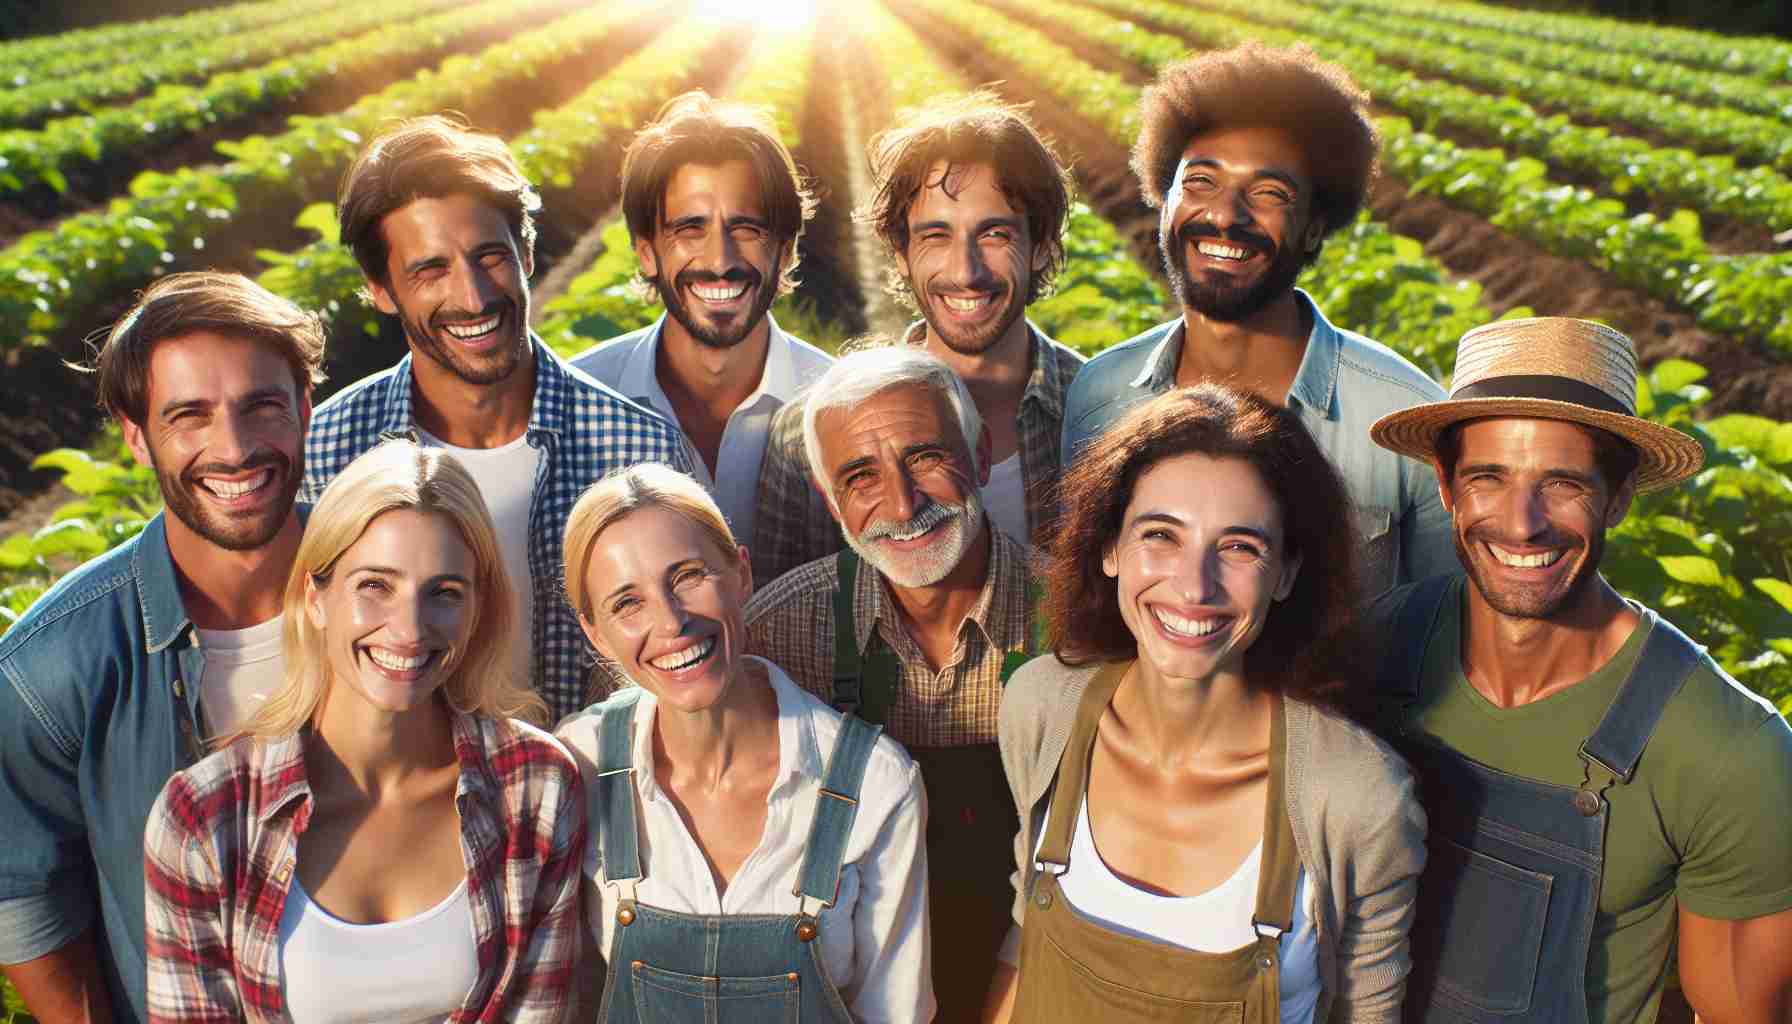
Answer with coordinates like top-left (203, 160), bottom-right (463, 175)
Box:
top-left (300, 335), bottom-right (693, 720)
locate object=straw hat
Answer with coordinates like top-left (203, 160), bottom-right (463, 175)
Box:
top-left (1370, 317), bottom-right (1704, 493)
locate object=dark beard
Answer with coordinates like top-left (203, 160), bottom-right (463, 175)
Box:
top-left (1162, 221), bottom-right (1304, 323)
top-left (401, 298), bottom-right (528, 386)
top-left (154, 448), bottom-right (299, 552)
top-left (1456, 526), bottom-right (1607, 620)
top-left (912, 279), bottom-right (1027, 357)
top-left (654, 258), bottom-right (777, 351)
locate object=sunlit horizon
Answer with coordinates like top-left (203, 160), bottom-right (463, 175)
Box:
top-left (691, 0), bottom-right (818, 31)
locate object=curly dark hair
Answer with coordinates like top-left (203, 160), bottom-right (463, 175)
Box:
top-left (1043, 384), bottom-right (1370, 716)
top-left (1131, 42), bottom-right (1377, 241)
top-left (860, 90), bottom-right (1071, 305)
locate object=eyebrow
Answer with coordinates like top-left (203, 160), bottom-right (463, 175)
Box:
top-left (911, 214), bottom-right (1023, 235)
top-left (1129, 511), bottom-right (1272, 543)
top-left (350, 565), bottom-right (471, 586)
top-left (1181, 159), bottom-right (1301, 191)
top-left (1458, 462), bottom-right (1600, 486)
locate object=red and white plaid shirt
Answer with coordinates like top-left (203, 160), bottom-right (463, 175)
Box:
top-left (143, 711), bottom-right (586, 1023)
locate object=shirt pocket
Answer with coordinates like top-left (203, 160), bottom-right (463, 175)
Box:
top-left (1354, 504), bottom-right (1396, 598)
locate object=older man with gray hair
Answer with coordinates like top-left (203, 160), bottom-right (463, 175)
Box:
top-left (744, 342), bottom-right (1039, 1024)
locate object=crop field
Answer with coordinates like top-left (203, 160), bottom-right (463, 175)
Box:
top-left (3, 0), bottom-right (1792, 1013)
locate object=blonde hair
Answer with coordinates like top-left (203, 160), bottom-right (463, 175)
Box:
top-left (563, 463), bottom-right (738, 622)
top-left (227, 440), bottom-right (545, 746)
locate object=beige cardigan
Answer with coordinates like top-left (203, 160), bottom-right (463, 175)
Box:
top-left (997, 657), bottom-right (1427, 1024)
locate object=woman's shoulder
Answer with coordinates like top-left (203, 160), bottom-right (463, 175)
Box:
top-left (1004, 655), bottom-right (1100, 720)
top-left (149, 734), bottom-right (286, 849)
top-left (467, 713), bottom-right (584, 817)
top-left (551, 686), bottom-right (650, 772)
top-left (1284, 697), bottom-right (1423, 837)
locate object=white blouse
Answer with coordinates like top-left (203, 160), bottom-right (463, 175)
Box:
top-left (556, 659), bottom-right (933, 1024)
top-left (276, 877), bottom-right (477, 1023)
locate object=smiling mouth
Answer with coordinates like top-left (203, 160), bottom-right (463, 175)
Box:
top-left (690, 281), bottom-right (749, 304)
top-left (198, 467), bottom-right (274, 501)
top-left (649, 636), bottom-right (716, 672)
top-left (1487, 543), bottom-right (1566, 569)
top-left (939, 292), bottom-right (995, 314)
top-left (442, 313), bottom-right (502, 341)
top-left (1153, 607), bottom-right (1231, 639)
top-left (1195, 240), bottom-right (1254, 261)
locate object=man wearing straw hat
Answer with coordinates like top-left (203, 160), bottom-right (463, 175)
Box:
top-left (1369, 317), bottom-right (1792, 1024)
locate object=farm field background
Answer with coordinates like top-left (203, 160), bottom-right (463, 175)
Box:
top-left (2, 0), bottom-right (1792, 1004)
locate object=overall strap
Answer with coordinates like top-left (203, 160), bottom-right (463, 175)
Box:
top-left (594, 689), bottom-right (645, 883)
top-left (1579, 614), bottom-right (1703, 786)
top-left (1378, 574), bottom-right (1457, 708)
top-left (794, 714), bottom-right (886, 907)
top-left (830, 550), bottom-right (901, 725)
top-left (1036, 662), bottom-right (1129, 871)
top-left (1251, 696), bottom-right (1299, 939)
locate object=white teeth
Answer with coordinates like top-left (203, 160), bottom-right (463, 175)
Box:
top-left (1196, 241), bottom-right (1251, 260)
top-left (691, 282), bottom-right (748, 302)
top-left (202, 468), bottom-right (272, 499)
top-left (367, 648), bottom-right (429, 671)
top-left (443, 315), bottom-right (499, 339)
top-left (1153, 608), bottom-right (1228, 638)
top-left (941, 294), bottom-right (989, 312)
top-left (649, 637), bottom-right (715, 672)
top-left (887, 521), bottom-right (938, 542)
top-left (1489, 545), bottom-right (1565, 569)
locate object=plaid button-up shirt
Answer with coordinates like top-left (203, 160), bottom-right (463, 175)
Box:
top-left (748, 322), bottom-right (1084, 588)
top-left (742, 527), bottom-right (1037, 748)
top-left (300, 335), bottom-right (692, 720)
top-left (142, 713), bottom-right (586, 1023)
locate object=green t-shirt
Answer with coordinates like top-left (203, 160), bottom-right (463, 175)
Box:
top-left (1385, 577), bottom-right (1792, 1024)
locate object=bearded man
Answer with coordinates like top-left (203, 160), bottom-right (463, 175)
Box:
top-left (573, 90), bottom-right (832, 555)
top-left (744, 345), bottom-right (1039, 1024)
top-left (1061, 42), bottom-right (1453, 597)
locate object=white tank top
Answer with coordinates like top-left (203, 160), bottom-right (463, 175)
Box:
top-left (277, 876), bottom-right (478, 1023)
top-left (983, 452), bottom-right (1029, 545)
top-left (1043, 800), bottom-right (1322, 1024)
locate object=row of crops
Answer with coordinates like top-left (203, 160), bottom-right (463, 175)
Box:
top-left (1, 0), bottom-right (1791, 731)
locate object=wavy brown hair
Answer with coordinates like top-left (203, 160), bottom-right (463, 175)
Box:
top-left (1044, 385), bottom-right (1368, 715)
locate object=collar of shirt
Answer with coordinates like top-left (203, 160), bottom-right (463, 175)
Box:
top-left (623, 657), bottom-right (819, 806)
top-left (851, 522), bottom-right (1020, 660)
top-left (251, 711), bottom-right (497, 827)
top-left (900, 318), bottom-right (1070, 423)
top-left (622, 314), bottom-right (805, 429)
top-left (1129, 288), bottom-right (1343, 421)
top-left (370, 331), bottom-right (583, 442)
top-left (133, 513), bottom-right (194, 654)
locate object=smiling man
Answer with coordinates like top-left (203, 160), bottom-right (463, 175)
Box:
top-left (0, 272), bottom-right (322, 1024)
top-left (749, 92), bottom-right (1084, 587)
top-left (743, 345), bottom-right (1039, 1024)
top-left (304, 116), bottom-right (691, 721)
top-left (1370, 318), bottom-right (1792, 1024)
top-left (572, 91), bottom-right (831, 555)
top-left (1060, 43), bottom-right (1452, 598)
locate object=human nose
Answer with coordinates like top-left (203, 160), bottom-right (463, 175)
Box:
top-left (701, 223), bottom-right (742, 273)
top-left (1171, 547), bottom-right (1223, 605)
top-left (875, 463), bottom-right (923, 524)
top-left (1198, 186), bottom-right (1253, 234)
top-left (1497, 484), bottom-right (1551, 540)
top-left (208, 407), bottom-right (256, 466)
top-left (648, 589), bottom-right (690, 639)
top-left (385, 590), bottom-right (425, 644)
top-left (449, 257), bottom-right (500, 314)
top-left (946, 234), bottom-right (990, 287)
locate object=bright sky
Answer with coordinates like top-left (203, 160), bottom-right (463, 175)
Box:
top-left (692, 0), bottom-right (818, 29)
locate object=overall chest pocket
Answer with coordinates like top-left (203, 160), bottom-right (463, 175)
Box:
top-left (1421, 837), bottom-right (1552, 1018)
top-left (631, 962), bottom-right (800, 1024)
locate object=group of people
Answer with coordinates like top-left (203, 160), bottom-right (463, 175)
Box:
top-left (0, 38), bottom-right (1787, 1024)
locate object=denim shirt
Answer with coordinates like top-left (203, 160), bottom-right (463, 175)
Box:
top-left (1060, 291), bottom-right (1456, 595)
top-left (0, 513), bottom-right (211, 1024)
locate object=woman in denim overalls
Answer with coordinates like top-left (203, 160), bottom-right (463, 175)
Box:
top-left (555, 464), bottom-right (934, 1022)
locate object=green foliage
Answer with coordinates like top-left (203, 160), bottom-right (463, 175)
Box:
top-left (1033, 204), bottom-right (1170, 355)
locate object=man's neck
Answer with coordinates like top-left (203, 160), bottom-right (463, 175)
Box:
top-left (1175, 289), bottom-right (1309, 406)
top-left (1460, 577), bottom-right (1642, 708)
top-left (411, 344), bottom-right (536, 449)
top-left (167, 511), bottom-right (303, 630)
top-left (883, 524), bottom-right (993, 672)
top-left (657, 316), bottom-right (772, 475)
top-left (921, 317), bottom-right (1032, 463)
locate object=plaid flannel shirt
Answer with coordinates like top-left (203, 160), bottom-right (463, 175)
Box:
top-left (748, 321), bottom-right (1084, 588)
top-left (300, 335), bottom-right (692, 720)
top-left (143, 713), bottom-right (586, 1023)
top-left (742, 527), bottom-right (1037, 748)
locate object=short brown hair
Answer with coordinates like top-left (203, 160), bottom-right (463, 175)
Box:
top-left (337, 115), bottom-right (540, 290)
top-left (86, 271), bottom-right (326, 426)
top-left (620, 90), bottom-right (814, 297)
top-left (1131, 42), bottom-right (1377, 240)
top-left (861, 90), bottom-right (1072, 304)
top-left (1044, 385), bottom-right (1367, 716)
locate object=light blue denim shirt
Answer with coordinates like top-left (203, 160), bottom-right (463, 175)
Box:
top-left (1060, 290), bottom-right (1455, 595)
top-left (0, 513), bottom-right (212, 1024)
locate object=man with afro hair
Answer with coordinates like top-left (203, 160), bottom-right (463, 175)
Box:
top-left (1060, 43), bottom-right (1453, 597)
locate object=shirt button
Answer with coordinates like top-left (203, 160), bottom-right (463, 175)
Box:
top-left (795, 919), bottom-right (818, 942)
top-left (616, 906), bottom-right (635, 927)
top-left (172, 678), bottom-right (185, 698)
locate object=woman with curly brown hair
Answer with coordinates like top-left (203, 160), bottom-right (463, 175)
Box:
top-left (985, 385), bottom-right (1426, 1023)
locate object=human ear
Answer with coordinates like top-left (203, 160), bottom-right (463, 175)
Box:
top-left (634, 236), bottom-right (660, 284)
top-left (119, 413), bottom-right (152, 469)
top-left (304, 575), bottom-right (327, 630)
top-left (1102, 541), bottom-right (1119, 580)
top-left (1274, 551), bottom-right (1303, 602)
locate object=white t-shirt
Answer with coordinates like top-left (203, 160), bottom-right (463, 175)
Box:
top-left (983, 452), bottom-right (1028, 546)
top-left (416, 429), bottom-right (539, 688)
top-left (277, 876), bottom-right (477, 1023)
top-left (197, 615), bottom-right (285, 739)
top-left (1041, 799), bottom-right (1321, 1024)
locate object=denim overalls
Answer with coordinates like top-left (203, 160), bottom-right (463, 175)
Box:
top-left (590, 688), bottom-right (882, 1023)
top-left (830, 549), bottom-right (1022, 1022)
top-left (1382, 575), bottom-right (1703, 1022)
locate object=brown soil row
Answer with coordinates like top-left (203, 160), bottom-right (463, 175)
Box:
top-left (985, 0), bottom-right (1792, 418)
top-left (788, 10), bottom-right (870, 339)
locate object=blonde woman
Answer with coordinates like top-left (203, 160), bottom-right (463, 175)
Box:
top-left (143, 441), bottom-right (585, 1023)
top-left (555, 464), bottom-right (932, 1023)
